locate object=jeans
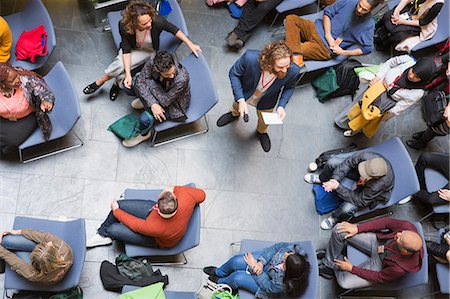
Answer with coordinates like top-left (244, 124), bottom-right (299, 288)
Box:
top-left (138, 111), bottom-right (155, 134)
top-left (415, 152), bottom-right (449, 206)
top-left (1, 235), bottom-right (36, 252)
top-left (97, 200), bottom-right (158, 247)
top-left (324, 227), bottom-right (382, 289)
top-left (215, 251), bottom-right (262, 293)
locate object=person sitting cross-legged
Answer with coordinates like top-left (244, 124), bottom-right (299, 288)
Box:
top-left (304, 151), bottom-right (394, 230)
top-left (318, 218), bottom-right (423, 289)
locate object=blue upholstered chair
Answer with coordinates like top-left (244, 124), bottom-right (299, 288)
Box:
top-left (3, 0), bottom-right (56, 70)
top-left (433, 229), bottom-right (450, 297)
top-left (418, 168), bottom-right (449, 222)
top-left (339, 221), bottom-right (428, 298)
top-left (18, 61), bottom-right (82, 163)
top-left (2, 216), bottom-right (86, 294)
top-left (269, 0), bottom-right (318, 31)
top-left (339, 137), bottom-right (420, 219)
top-left (123, 183), bottom-right (201, 264)
top-left (107, 0), bottom-right (189, 52)
top-left (122, 285), bottom-right (197, 299)
top-left (236, 239), bottom-right (318, 299)
top-left (387, 0), bottom-right (449, 52)
top-left (149, 52), bottom-right (219, 146)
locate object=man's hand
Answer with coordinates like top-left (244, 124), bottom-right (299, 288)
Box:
top-left (369, 76), bottom-right (381, 87)
top-left (238, 100), bottom-right (249, 118)
top-left (330, 44), bottom-right (345, 55)
top-left (277, 106), bottom-right (286, 121)
top-left (322, 179), bottom-right (339, 192)
top-left (189, 43), bottom-right (202, 58)
top-left (438, 189), bottom-right (450, 202)
top-left (325, 34), bottom-right (336, 48)
top-left (111, 199), bottom-right (119, 211)
top-left (123, 74), bottom-right (132, 89)
top-left (335, 257), bottom-right (353, 272)
top-left (335, 222), bottom-right (358, 239)
top-left (151, 103), bottom-right (166, 122)
top-left (40, 100), bottom-right (53, 112)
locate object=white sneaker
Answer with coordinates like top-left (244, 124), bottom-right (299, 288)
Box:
top-left (398, 196), bottom-right (412, 205)
top-left (122, 130), bottom-right (152, 148)
top-left (131, 98), bottom-right (144, 110)
top-left (321, 216), bottom-right (338, 230)
top-left (86, 233), bottom-right (112, 248)
top-left (343, 130), bottom-right (354, 137)
top-left (304, 174), bottom-right (321, 184)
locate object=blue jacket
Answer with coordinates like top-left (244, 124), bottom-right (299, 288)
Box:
top-left (229, 50), bottom-right (300, 110)
top-left (251, 242), bottom-right (306, 299)
top-left (315, 0), bottom-right (375, 55)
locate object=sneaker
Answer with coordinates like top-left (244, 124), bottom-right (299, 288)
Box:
top-left (86, 233), bottom-right (112, 248)
top-left (122, 130), bottom-right (152, 148)
top-left (319, 264), bottom-right (334, 280)
top-left (321, 216), bottom-right (338, 230)
top-left (258, 132), bottom-right (271, 152)
top-left (343, 130), bottom-right (354, 137)
top-left (398, 196), bottom-right (412, 205)
top-left (203, 266), bottom-right (217, 276)
top-left (131, 98), bottom-right (144, 110)
top-left (304, 174), bottom-right (321, 184)
top-left (406, 139), bottom-right (426, 150)
top-left (217, 112), bottom-right (239, 127)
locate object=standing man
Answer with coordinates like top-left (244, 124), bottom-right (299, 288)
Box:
top-left (216, 40), bottom-right (300, 152)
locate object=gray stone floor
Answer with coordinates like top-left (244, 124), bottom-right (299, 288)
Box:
top-left (0, 0), bottom-right (449, 298)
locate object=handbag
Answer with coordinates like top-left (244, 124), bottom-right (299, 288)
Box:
top-left (422, 90), bottom-right (448, 127)
top-left (15, 24), bottom-right (48, 63)
top-left (313, 184), bottom-right (341, 215)
top-left (120, 282), bottom-right (165, 299)
top-left (197, 280), bottom-right (233, 299)
top-left (108, 113), bottom-right (140, 140)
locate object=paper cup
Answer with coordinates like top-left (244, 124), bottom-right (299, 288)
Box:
top-left (308, 162), bottom-right (318, 172)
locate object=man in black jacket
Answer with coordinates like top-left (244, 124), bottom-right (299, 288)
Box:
top-left (305, 152), bottom-right (394, 230)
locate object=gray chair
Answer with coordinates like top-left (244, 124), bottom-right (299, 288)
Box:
top-left (123, 183), bottom-right (201, 264)
top-left (269, 0), bottom-right (319, 31)
top-left (107, 0), bottom-right (189, 52)
top-left (18, 61), bottom-right (82, 163)
top-left (418, 168), bottom-right (450, 222)
top-left (149, 52), bottom-right (218, 146)
top-left (236, 239), bottom-right (319, 299)
top-left (3, 216), bottom-right (86, 294)
top-left (387, 0), bottom-right (449, 52)
top-left (339, 221), bottom-right (428, 298)
top-left (3, 0), bottom-right (56, 70)
top-left (122, 285), bottom-right (197, 298)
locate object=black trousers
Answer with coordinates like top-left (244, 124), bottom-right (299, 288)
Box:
top-left (233, 0), bottom-right (283, 41)
top-left (415, 152), bottom-right (449, 206)
top-left (415, 127), bottom-right (442, 147)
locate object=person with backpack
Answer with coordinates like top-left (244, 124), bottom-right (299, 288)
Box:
top-left (203, 242), bottom-right (310, 299)
top-left (0, 17), bottom-right (12, 63)
top-left (375, 0), bottom-right (444, 52)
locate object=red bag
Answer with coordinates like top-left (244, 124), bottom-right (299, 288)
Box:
top-left (15, 24), bottom-right (48, 63)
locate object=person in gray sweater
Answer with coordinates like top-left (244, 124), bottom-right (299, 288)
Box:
top-left (305, 151), bottom-right (394, 230)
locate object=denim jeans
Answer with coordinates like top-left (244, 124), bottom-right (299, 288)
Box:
top-left (215, 251), bottom-right (262, 293)
top-left (97, 199), bottom-right (158, 247)
top-left (1, 235), bottom-right (36, 252)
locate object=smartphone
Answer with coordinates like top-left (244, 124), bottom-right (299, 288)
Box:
top-left (399, 12), bottom-right (411, 20)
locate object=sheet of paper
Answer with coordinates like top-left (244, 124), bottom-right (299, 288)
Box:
top-left (261, 112), bottom-right (283, 125)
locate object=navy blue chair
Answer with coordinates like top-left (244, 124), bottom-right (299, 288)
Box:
top-left (107, 0), bottom-right (189, 52)
top-left (18, 61), bottom-right (82, 163)
top-left (149, 52), bottom-right (218, 146)
top-left (3, 0), bottom-right (56, 70)
top-left (3, 216), bottom-right (86, 294)
top-left (123, 183), bottom-right (201, 264)
top-left (387, 0), bottom-right (449, 52)
top-left (340, 221), bottom-right (428, 298)
top-left (122, 285), bottom-right (197, 298)
top-left (418, 168), bottom-right (449, 222)
top-left (236, 239), bottom-right (318, 299)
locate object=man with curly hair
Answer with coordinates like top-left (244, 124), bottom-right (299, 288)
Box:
top-left (216, 40), bottom-right (300, 152)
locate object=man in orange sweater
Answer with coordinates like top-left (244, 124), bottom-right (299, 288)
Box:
top-left (86, 185), bottom-right (206, 248)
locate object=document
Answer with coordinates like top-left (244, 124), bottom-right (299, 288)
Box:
top-left (261, 112), bottom-right (283, 125)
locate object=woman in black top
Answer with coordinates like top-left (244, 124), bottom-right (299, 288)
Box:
top-left (82, 0), bottom-right (201, 101)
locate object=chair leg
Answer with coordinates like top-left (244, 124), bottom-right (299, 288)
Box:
top-left (149, 252), bottom-right (188, 266)
top-left (419, 211), bottom-right (434, 222)
top-left (338, 288), bottom-right (354, 298)
top-left (152, 116), bottom-right (209, 147)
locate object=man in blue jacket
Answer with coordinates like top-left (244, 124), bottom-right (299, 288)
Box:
top-left (285, 0), bottom-right (382, 67)
top-left (216, 40), bottom-right (300, 152)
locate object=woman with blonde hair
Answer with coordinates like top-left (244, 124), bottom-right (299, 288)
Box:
top-left (0, 229), bottom-right (73, 284)
top-left (83, 0), bottom-right (201, 101)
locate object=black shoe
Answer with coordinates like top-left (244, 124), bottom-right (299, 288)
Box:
top-left (83, 81), bottom-right (101, 94)
top-left (258, 132), bottom-right (271, 152)
top-left (0, 258), bottom-right (5, 274)
top-left (109, 83), bottom-right (120, 101)
top-left (217, 112), bottom-right (238, 127)
top-left (208, 274), bottom-right (220, 283)
top-left (406, 139), bottom-right (426, 150)
top-left (319, 264), bottom-right (334, 280)
top-left (203, 266), bottom-right (217, 276)
top-left (316, 249), bottom-right (326, 261)
top-left (412, 131), bottom-right (425, 140)
top-left (427, 241), bottom-right (448, 258)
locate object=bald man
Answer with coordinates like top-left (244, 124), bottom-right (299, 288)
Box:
top-left (317, 218), bottom-right (423, 289)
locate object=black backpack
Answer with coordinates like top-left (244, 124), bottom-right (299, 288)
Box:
top-left (329, 59), bottom-right (362, 100)
top-left (315, 143), bottom-right (359, 168)
top-left (422, 90), bottom-right (448, 127)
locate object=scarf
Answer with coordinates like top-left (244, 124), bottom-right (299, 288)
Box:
top-left (388, 57), bottom-right (436, 95)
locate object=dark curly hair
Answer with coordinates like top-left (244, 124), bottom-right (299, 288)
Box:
top-left (122, 0), bottom-right (156, 35)
top-left (259, 40), bottom-right (292, 73)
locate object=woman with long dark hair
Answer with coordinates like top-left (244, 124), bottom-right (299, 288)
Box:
top-left (203, 242), bottom-right (310, 298)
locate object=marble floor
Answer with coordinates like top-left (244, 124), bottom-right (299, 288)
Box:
top-left (0, 0), bottom-right (449, 298)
